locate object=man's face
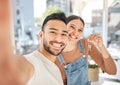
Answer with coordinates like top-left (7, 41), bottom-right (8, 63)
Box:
top-left (40, 20), bottom-right (68, 56)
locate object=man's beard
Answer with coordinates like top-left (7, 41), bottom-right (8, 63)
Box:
top-left (43, 39), bottom-right (64, 56)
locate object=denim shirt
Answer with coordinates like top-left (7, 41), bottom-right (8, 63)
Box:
top-left (58, 40), bottom-right (91, 85)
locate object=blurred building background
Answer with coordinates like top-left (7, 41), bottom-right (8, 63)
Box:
top-left (12, 0), bottom-right (120, 84)
top-left (12, 0), bottom-right (39, 54)
top-left (46, 0), bottom-right (72, 14)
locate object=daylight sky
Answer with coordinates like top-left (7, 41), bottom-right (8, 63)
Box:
top-left (34, 0), bottom-right (46, 17)
top-left (34, 0), bottom-right (115, 22)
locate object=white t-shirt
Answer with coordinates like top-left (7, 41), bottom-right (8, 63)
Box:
top-left (24, 50), bottom-right (63, 85)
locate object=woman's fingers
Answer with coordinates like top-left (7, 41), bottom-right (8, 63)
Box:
top-left (89, 33), bottom-right (100, 41)
top-left (88, 33), bottom-right (102, 46)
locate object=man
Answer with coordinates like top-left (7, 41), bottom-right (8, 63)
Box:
top-left (0, 0), bottom-right (68, 84)
top-left (0, 0), bottom-right (25, 85)
top-left (0, 0), bottom-right (67, 85)
top-left (24, 12), bottom-right (68, 85)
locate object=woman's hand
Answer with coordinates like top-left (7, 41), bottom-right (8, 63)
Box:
top-left (88, 33), bottom-right (104, 48)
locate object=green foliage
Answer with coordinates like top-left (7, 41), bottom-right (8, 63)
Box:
top-left (88, 57), bottom-right (98, 68)
top-left (35, 18), bottom-right (41, 22)
top-left (88, 64), bottom-right (98, 68)
top-left (35, 17), bottom-right (42, 28)
top-left (42, 6), bottom-right (63, 20)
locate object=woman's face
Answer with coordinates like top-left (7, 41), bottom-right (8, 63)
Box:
top-left (67, 19), bottom-right (84, 42)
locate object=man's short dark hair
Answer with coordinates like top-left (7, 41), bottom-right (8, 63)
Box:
top-left (41, 12), bottom-right (67, 31)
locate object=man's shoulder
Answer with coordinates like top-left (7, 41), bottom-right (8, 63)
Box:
top-left (24, 51), bottom-right (35, 57)
top-left (15, 54), bottom-right (34, 83)
top-left (24, 50), bottom-right (41, 62)
top-left (24, 50), bottom-right (39, 58)
top-left (15, 54), bottom-right (34, 73)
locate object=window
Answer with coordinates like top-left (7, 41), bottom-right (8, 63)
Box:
top-left (16, 9), bottom-right (20, 15)
top-left (17, 19), bottom-right (20, 24)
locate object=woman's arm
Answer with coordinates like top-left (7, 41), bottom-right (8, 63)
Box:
top-left (89, 44), bottom-right (116, 75)
top-left (85, 33), bottom-right (117, 75)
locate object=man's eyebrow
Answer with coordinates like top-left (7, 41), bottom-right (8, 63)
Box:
top-left (49, 28), bottom-right (68, 33)
top-left (49, 28), bottom-right (57, 31)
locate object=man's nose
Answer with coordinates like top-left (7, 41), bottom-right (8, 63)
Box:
top-left (54, 34), bottom-right (63, 42)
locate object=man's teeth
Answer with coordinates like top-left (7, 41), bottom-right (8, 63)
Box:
top-left (52, 43), bottom-right (61, 47)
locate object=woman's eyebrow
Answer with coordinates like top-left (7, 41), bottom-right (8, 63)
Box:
top-left (62, 30), bottom-right (68, 34)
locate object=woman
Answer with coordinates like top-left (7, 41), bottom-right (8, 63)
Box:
top-left (58, 15), bottom-right (117, 85)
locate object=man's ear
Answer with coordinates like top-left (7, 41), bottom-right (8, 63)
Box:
top-left (39, 31), bottom-right (43, 38)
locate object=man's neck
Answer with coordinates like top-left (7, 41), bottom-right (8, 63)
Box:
top-left (37, 48), bottom-right (56, 63)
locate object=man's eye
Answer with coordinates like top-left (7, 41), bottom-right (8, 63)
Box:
top-left (50, 31), bottom-right (56, 34)
top-left (62, 34), bottom-right (67, 36)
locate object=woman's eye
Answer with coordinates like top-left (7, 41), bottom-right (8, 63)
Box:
top-left (78, 29), bottom-right (83, 32)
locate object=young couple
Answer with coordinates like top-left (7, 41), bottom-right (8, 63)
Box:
top-left (0, 2), bottom-right (116, 84)
top-left (26, 13), bottom-right (116, 85)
